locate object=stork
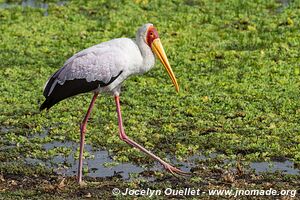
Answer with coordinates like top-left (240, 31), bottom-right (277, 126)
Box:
top-left (40, 23), bottom-right (189, 184)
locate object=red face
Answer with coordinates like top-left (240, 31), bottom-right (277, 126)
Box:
top-left (146, 26), bottom-right (159, 47)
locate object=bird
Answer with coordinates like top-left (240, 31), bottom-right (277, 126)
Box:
top-left (40, 23), bottom-right (189, 184)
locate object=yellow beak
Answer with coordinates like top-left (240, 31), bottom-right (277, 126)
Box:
top-left (151, 38), bottom-right (179, 92)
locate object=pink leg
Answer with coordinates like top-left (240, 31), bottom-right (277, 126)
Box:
top-left (114, 95), bottom-right (189, 176)
top-left (77, 93), bottom-right (99, 184)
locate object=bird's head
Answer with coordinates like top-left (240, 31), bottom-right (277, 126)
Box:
top-left (138, 23), bottom-right (179, 92)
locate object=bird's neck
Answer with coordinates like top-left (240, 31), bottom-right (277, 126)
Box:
top-left (136, 37), bottom-right (155, 74)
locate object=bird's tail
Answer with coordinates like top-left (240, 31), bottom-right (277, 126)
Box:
top-left (40, 98), bottom-right (54, 111)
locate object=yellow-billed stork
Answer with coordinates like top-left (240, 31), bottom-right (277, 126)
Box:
top-left (40, 23), bottom-right (188, 184)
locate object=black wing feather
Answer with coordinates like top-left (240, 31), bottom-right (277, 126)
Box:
top-left (40, 71), bottom-right (123, 111)
top-left (42, 68), bottom-right (62, 97)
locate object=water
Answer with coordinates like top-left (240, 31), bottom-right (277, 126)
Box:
top-left (2, 126), bottom-right (299, 178)
top-left (24, 139), bottom-right (203, 179)
top-left (276, 0), bottom-right (292, 13)
top-left (0, 0), bottom-right (67, 16)
top-left (250, 160), bottom-right (299, 175)
top-left (25, 141), bottom-right (156, 179)
top-left (24, 139), bottom-right (300, 179)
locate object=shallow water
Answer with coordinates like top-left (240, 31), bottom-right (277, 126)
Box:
top-left (250, 160), bottom-right (299, 175)
top-left (1, 125), bottom-right (299, 178)
top-left (277, 0), bottom-right (292, 12)
top-left (25, 140), bottom-right (197, 179)
top-left (0, 0), bottom-right (67, 15)
top-left (25, 141), bottom-right (152, 179)
top-left (0, 0), bottom-right (291, 14)
top-left (23, 140), bottom-right (300, 179)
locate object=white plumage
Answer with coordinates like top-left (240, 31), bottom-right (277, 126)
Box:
top-left (47, 38), bottom-right (144, 95)
top-left (40, 23), bottom-right (187, 184)
top-left (41, 24), bottom-right (158, 110)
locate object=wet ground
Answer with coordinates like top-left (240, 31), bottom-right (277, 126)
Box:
top-left (26, 140), bottom-right (300, 178)
top-left (4, 135), bottom-right (300, 179)
top-left (1, 143), bottom-right (299, 199)
top-left (1, 129), bottom-right (299, 199)
top-left (0, 0), bottom-right (300, 199)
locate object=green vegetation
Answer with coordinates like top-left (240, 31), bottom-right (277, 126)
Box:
top-left (0, 0), bottom-right (299, 199)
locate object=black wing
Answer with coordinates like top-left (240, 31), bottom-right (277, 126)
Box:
top-left (40, 70), bottom-right (122, 110)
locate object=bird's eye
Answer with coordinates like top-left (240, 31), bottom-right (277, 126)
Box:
top-left (150, 32), bottom-right (154, 36)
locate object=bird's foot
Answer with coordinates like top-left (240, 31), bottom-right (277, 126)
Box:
top-left (163, 163), bottom-right (191, 176)
top-left (78, 180), bottom-right (87, 187)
